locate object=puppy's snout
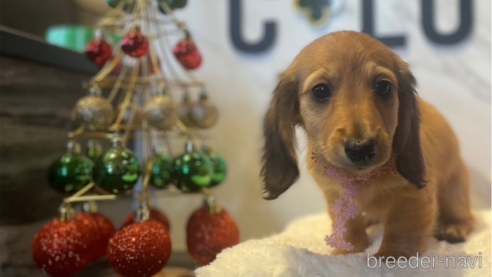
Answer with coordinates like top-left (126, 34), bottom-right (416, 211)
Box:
top-left (344, 139), bottom-right (378, 164)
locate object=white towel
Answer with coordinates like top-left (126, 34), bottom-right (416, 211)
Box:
top-left (196, 209), bottom-right (491, 277)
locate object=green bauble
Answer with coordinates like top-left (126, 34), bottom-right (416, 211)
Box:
top-left (203, 150), bottom-right (227, 187)
top-left (107, 0), bottom-right (135, 12)
top-left (48, 153), bottom-right (93, 194)
top-left (173, 149), bottom-right (214, 193)
top-left (158, 0), bottom-right (188, 14)
top-left (93, 147), bottom-right (141, 194)
top-left (150, 154), bottom-right (174, 189)
top-left (173, 0), bottom-right (188, 8)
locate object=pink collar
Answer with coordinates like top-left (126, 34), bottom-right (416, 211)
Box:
top-left (311, 152), bottom-right (396, 251)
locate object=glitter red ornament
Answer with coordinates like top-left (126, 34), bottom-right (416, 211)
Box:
top-left (75, 207), bottom-right (116, 261)
top-left (186, 197), bottom-right (239, 265)
top-left (108, 220), bottom-right (172, 277)
top-left (86, 38), bottom-right (113, 68)
top-left (32, 205), bottom-right (94, 276)
top-left (122, 208), bottom-right (170, 231)
top-left (121, 27), bottom-right (149, 58)
top-left (173, 36), bottom-right (202, 70)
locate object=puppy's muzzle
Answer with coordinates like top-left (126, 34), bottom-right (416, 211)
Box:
top-left (344, 138), bottom-right (378, 165)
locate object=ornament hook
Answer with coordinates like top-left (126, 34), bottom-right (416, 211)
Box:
top-left (134, 201), bottom-right (150, 222)
top-left (83, 201), bottom-right (98, 214)
top-left (66, 140), bottom-right (82, 154)
top-left (202, 190), bottom-right (221, 214)
top-left (58, 202), bottom-right (75, 221)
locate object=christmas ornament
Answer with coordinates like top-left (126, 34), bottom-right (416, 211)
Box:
top-left (158, 0), bottom-right (188, 13)
top-left (187, 196), bottom-right (239, 265)
top-left (202, 143), bottom-right (227, 187)
top-left (86, 139), bottom-right (103, 162)
top-left (107, 0), bottom-right (136, 12)
top-left (35, 2), bottom-right (235, 275)
top-left (122, 207), bottom-right (170, 231)
top-left (173, 141), bottom-right (214, 192)
top-left (108, 221), bottom-right (171, 277)
top-left (93, 137), bottom-right (141, 194)
top-left (121, 27), bottom-right (148, 58)
top-left (171, 0), bottom-right (187, 8)
top-left (143, 95), bottom-right (178, 130)
top-left (149, 150), bottom-right (174, 189)
top-left (189, 92), bottom-right (219, 129)
top-left (85, 37), bottom-right (113, 68)
top-left (32, 204), bottom-right (94, 276)
top-left (71, 85), bottom-right (115, 131)
top-left (178, 92), bottom-right (194, 127)
top-left (75, 202), bottom-right (116, 261)
top-left (173, 35), bottom-right (202, 70)
top-left (48, 141), bottom-right (93, 194)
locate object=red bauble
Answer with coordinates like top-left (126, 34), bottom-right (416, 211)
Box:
top-left (121, 30), bottom-right (148, 58)
top-left (173, 38), bottom-right (202, 70)
top-left (108, 220), bottom-right (172, 277)
top-left (75, 213), bottom-right (116, 261)
top-left (121, 208), bottom-right (170, 231)
top-left (186, 206), bottom-right (239, 265)
top-left (32, 219), bottom-right (94, 276)
top-left (86, 38), bottom-right (113, 68)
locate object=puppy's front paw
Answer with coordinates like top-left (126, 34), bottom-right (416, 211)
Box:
top-left (435, 220), bottom-right (474, 243)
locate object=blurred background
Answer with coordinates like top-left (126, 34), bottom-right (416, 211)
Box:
top-left (0, 0), bottom-right (490, 275)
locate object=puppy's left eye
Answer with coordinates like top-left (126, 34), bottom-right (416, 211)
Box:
top-left (375, 81), bottom-right (391, 100)
top-left (311, 84), bottom-right (331, 102)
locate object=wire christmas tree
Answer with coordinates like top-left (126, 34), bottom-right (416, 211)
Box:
top-left (31, 1), bottom-right (239, 276)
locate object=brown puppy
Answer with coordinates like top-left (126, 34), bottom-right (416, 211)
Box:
top-left (262, 31), bottom-right (474, 259)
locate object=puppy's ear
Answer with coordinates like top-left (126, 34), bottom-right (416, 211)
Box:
top-left (261, 71), bottom-right (301, 200)
top-left (393, 63), bottom-right (426, 189)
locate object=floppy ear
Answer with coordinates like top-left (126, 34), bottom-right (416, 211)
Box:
top-left (393, 63), bottom-right (426, 189)
top-left (261, 71), bottom-right (301, 200)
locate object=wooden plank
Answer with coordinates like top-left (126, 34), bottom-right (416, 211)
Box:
top-left (0, 27), bottom-right (99, 75)
top-left (0, 56), bottom-right (91, 224)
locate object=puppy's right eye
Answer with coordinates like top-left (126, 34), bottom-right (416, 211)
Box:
top-left (375, 80), bottom-right (391, 100)
top-left (311, 84), bottom-right (331, 102)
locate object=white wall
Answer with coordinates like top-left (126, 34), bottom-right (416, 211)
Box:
top-left (152, 0), bottom-right (491, 251)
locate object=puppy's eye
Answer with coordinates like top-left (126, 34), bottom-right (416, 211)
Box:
top-left (311, 84), bottom-right (331, 102)
top-left (375, 81), bottom-right (391, 100)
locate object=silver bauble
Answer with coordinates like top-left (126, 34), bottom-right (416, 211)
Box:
top-left (71, 95), bottom-right (115, 131)
top-left (143, 95), bottom-right (178, 130)
top-left (189, 97), bottom-right (219, 129)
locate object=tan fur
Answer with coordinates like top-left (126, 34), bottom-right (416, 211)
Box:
top-left (262, 31), bottom-right (474, 259)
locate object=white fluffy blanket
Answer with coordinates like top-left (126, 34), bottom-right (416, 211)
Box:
top-left (196, 210), bottom-right (491, 277)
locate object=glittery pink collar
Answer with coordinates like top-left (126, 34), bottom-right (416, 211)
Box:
top-left (311, 152), bottom-right (396, 251)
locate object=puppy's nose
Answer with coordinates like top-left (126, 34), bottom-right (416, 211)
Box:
top-left (344, 139), bottom-right (378, 164)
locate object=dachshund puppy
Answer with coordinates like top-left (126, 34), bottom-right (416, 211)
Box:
top-left (261, 31), bottom-right (474, 259)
